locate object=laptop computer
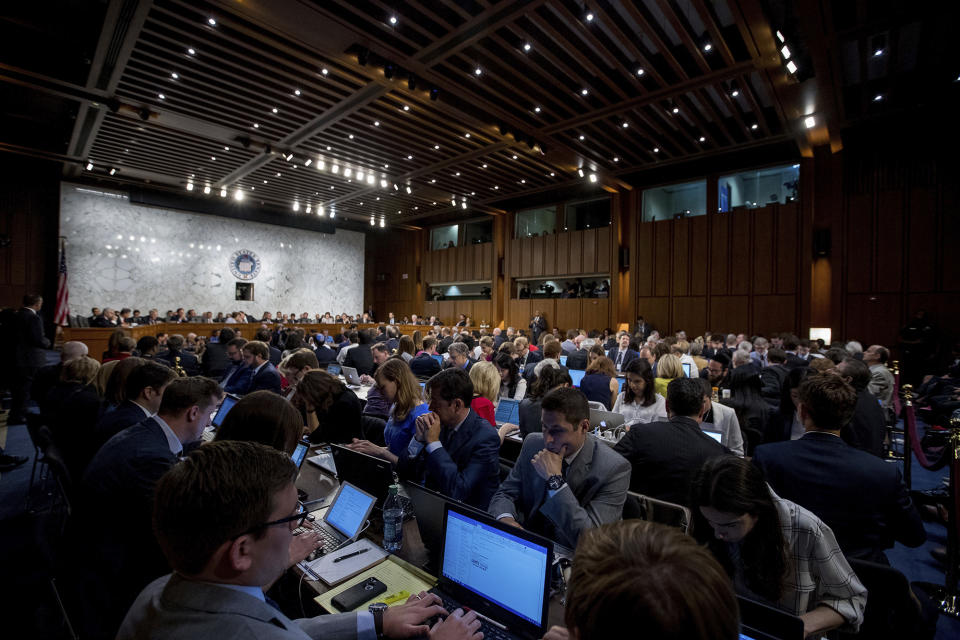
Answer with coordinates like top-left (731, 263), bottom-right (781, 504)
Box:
top-left (682, 361), bottom-right (693, 378)
top-left (403, 481), bottom-right (488, 562)
top-left (341, 365), bottom-right (362, 386)
top-left (494, 398), bottom-right (521, 426)
top-left (326, 363), bottom-right (341, 376)
top-left (211, 393), bottom-right (240, 429)
top-left (432, 354), bottom-right (444, 366)
top-left (330, 444), bottom-right (394, 508)
top-left (589, 409), bottom-right (625, 431)
top-left (430, 502), bottom-right (553, 640)
top-left (567, 369), bottom-right (586, 387)
top-left (291, 439), bottom-right (310, 470)
top-left (558, 355), bottom-right (567, 366)
top-left (305, 481), bottom-right (377, 554)
top-left (737, 596), bottom-right (804, 640)
top-left (701, 424), bottom-right (723, 444)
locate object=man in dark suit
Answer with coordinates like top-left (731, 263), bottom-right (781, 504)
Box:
top-left (95, 361), bottom-right (177, 448)
top-left (91, 307), bottom-right (119, 327)
top-left (155, 334), bottom-right (200, 376)
top-left (566, 339), bottom-right (592, 371)
top-left (314, 337), bottom-right (338, 364)
top-left (613, 377), bottom-right (727, 506)
top-left (385, 326), bottom-right (400, 353)
top-left (410, 336), bottom-right (443, 379)
top-left (760, 348), bottom-right (790, 410)
top-left (10, 293), bottom-right (51, 424)
top-left (529, 312), bottom-right (547, 345)
top-left (837, 357), bottom-right (886, 457)
top-left (514, 336), bottom-right (541, 369)
top-left (200, 328), bottom-right (234, 379)
top-left (241, 340), bottom-right (282, 394)
top-left (753, 373), bottom-right (925, 562)
top-left (343, 329), bottom-right (375, 376)
top-left (398, 369), bottom-right (500, 510)
top-left (607, 332), bottom-right (639, 374)
top-left (634, 316), bottom-right (653, 342)
top-left (489, 387), bottom-right (630, 549)
top-left (255, 328), bottom-right (282, 365)
top-left (782, 335), bottom-right (810, 370)
top-left (220, 337), bottom-right (253, 395)
top-left (443, 342), bottom-right (475, 373)
top-left (75, 377), bottom-right (222, 638)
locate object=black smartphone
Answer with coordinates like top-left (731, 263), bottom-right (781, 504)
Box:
top-left (332, 577), bottom-right (388, 612)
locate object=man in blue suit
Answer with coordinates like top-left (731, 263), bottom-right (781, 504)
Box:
top-left (398, 369), bottom-right (500, 510)
top-left (242, 340), bottom-right (283, 394)
top-left (753, 373), bottom-right (925, 562)
top-left (607, 332), bottom-right (640, 374)
top-left (221, 337), bottom-right (254, 395)
top-left (75, 376), bottom-right (223, 638)
top-left (95, 361), bottom-right (178, 448)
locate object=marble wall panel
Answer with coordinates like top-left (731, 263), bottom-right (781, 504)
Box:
top-left (60, 184), bottom-right (364, 317)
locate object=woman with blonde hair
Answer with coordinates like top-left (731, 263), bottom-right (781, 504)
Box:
top-left (412, 330), bottom-right (424, 354)
top-left (469, 360), bottom-right (500, 428)
top-left (654, 353), bottom-right (684, 397)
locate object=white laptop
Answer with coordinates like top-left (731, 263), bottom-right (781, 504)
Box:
top-left (302, 481), bottom-right (377, 554)
top-left (341, 365), bottom-right (362, 386)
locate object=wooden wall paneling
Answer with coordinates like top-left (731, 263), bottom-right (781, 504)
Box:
top-left (596, 226), bottom-right (611, 273)
top-left (423, 301), bottom-right (437, 320)
top-left (844, 194), bottom-right (873, 293)
top-left (775, 203), bottom-right (799, 294)
top-left (943, 183), bottom-right (960, 291)
top-left (636, 297), bottom-right (670, 333)
top-left (752, 295), bottom-right (797, 337)
top-left (709, 296), bottom-right (750, 334)
top-left (752, 209), bottom-right (774, 295)
top-left (554, 299), bottom-right (580, 332)
top-left (473, 300), bottom-right (493, 326)
top-left (672, 297), bottom-right (707, 337)
top-left (568, 230), bottom-right (583, 274)
top-left (652, 222), bottom-right (671, 297)
top-left (906, 187), bottom-right (937, 291)
top-left (581, 299), bottom-right (609, 332)
top-left (709, 213), bottom-right (730, 294)
top-left (447, 247), bottom-right (458, 282)
top-left (635, 223), bottom-right (654, 297)
top-left (532, 235), bottom-right (545, 277)
top-left (729, 211), bottom-right (752, 295)
top-left (508, 238), bottom-right (520, 283)
top-left (438, 300), bottom-right (456, 324)
top-left (421, 249), bottom-right (433, 284)
top-left (520, 237), bottom-right (533, 277)
top-left (582, 228), bottom-right (597, 274)
top-left (843, 293), bottom-right (901, 346)
top-left (455, 247), bottom-right (468, 282)
top-left (541, 232), bottom-right (556, 276)
top-left (874, 190), bottom-right (904, 293)
top-left (508, 298), bottom-right (532, 330)
top-left (555, 232), bottom-right (570, 276)
top-left (671, 218), bottom-right (690, 296)
top-left (907, 293), bottom-right (960, 343)
top-left (689, 217), bottom-right (708, 296)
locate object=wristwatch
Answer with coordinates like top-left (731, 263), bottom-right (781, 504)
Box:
top-left (369, 602), bottom-right (388, 638)
top-left (547, 474), bottom-right (566, 491)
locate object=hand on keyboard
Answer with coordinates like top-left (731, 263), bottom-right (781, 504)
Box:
top-left (289, 526), bottom-right (322, 566)
top-left (429, 608), bottom-right (483, 640)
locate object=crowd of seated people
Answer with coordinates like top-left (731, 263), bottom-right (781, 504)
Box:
top-left (9, 295), bottom-right (952, 640)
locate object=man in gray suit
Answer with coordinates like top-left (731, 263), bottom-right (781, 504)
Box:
top-left (119, 440), bottom-right (482, 640)
top-left (488, 387), bottom-right (631, 550)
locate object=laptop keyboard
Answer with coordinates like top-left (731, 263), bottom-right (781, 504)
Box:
top-left (431, 593), bottom-right (513, 640)
top-left (293, 523), bottom-right (343, 552)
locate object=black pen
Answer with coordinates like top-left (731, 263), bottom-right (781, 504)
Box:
top-left (332, 548), bottom-right (369, 563)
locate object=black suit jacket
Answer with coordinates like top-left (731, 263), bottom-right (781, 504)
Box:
top-left (314, 345), bottom-right (338, 364)
top-left (397, 410), bottom-right (501, 510)
top-left (155, 349), bottom-right (200, 376)
top-left (95, 400), bottom-right (151, 448)
top-left (344, 344), bottom-right (375, 376)
top-left (200, 342), bottom-right (231, 379)
top-left (607, 348), bottom-right (640, 370)
top-left (438, 337), bottom-right (454, 354)
top-left (249, 361), bottom-right (283, 394)
top-left (268, 345), bottom-right (282, 366)
top-left (753, 432), bottom-right (925, 561)
top-left (613, 416), bottom-right (727, 506)
top-left (841, 390), bottom-right (886, 458)
top-left (409, 352), bottom-right (442, 379)
top-left (567, 349), bottom-right (589, 371)
top-left (16, 307), bottom-right (49, 368)
top-left (43, 381), bottom-right (103, 479)
top-left (308, 388), bottom-right (362, 444)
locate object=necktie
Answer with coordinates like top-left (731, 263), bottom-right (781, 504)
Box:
top-left (616, 351), bottom-right (623, 367)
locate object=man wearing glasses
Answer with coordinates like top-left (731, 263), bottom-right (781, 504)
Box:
top-left (119, 440), bottom-right (482, 640)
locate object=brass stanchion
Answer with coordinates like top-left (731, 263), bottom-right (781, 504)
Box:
top-left (903, 385), bottom-right (913, 489)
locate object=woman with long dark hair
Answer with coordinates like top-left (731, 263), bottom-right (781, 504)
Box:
top-left (493, 352), bottom-right (526, 401)
top-left (292, 370), bottom-right (361, 444)
top-left (613, 358), bottom-right (666, 426)
top-left (690, 456), bottom-right (866, 637)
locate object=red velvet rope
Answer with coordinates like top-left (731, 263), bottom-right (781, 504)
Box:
top-left (905, 402), bottom-right (941, 470)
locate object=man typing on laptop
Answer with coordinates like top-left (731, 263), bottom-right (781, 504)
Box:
top-left (488, 387), bottom-right (631, 549)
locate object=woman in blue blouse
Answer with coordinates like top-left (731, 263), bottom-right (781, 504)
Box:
top-left (350, 358), bottom-right (429, 462)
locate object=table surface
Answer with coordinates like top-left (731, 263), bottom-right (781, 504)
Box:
top-left (293, 450), bottom-right (567, 629)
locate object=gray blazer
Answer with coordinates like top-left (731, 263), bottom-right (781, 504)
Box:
top-left (488, 433), bottom-right (631, 549)
top-left (709, 402), bottom-right (745, 456)
top-left (118, 573), bottom-right (360, 640)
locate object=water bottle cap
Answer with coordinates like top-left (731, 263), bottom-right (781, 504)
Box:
top-left (388, 484), bottom-right (399, 495)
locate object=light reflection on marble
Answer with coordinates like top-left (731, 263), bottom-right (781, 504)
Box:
top-left (60, 184), bottom-right (364, 316)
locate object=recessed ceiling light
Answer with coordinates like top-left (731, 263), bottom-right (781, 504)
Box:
top-left (85, 161), bottom-right (93, 170)
top-left (804, 116), bottom-right (816, 129)
top-left (481, 164), bottom-right (487, 168)
top-left (383, 164), bottom-right (389, 169)
top-left (158, 93), bottom-right (165, 99)
top-left (407, 155), bottom-right (413, 159)
top-left (653, 147), bottom-right (660, 153)
top-left (578, 135), bottom-right (585, 141)
top-left (294, 89), bottom-right (301, 96)
top-left (210, 156), bottom-right (216, 161)
top-left (577, 169), bottom-right (584, 177)
top-left (474, 67), bottom-right (482, 76)
top-left (454, 172), bottom-right (460, 176)
top-left (464, 132), bottom-right (470, 138)
top-left (304, 158), bottom-right (312, 166)
top-left (585, 12), bottom-right (594, 22)
top-left (272, 107), bottom-right (278, 114)
top-left (776, 30), bottom-right (785, 43)
top-left (348, 134), bottom-right (354, 139)
top-left (321, 67), bottom-right (329, 75)
top-left (171, 72), bottom-right (178, 79)
top-left (703, 43), bottom-right (713, 52)
top-left (672, 107), bottom-right (679, 114)
top-left (589, 173), bottom-right (598, 182)
top-left (434, 144), bottom-right (440, 150)
top-left (373, 121), bottom-right (380, 126)
top-left (873, 48), bottom-right (884, 57)
top-left (512, 155), bottom-right (517, 159)
top-left (389, 15), bottom-right (397, 25)
top-left (326, 146), bottom-right (331, 151)
top-left (786, 60), bottom-right (798, 74)
top-left (751, 123), bottom-right (759, 130)
top-left (403, 105), bottom-right (409, 111)
top-left (494, 185), bottom-right (499, 189)
top-left (780, 45), bottom-right (791, 59)
top-left (549, 172), bottom-right (555, 176)
top-left (731, 89), bottom-right (740, 97)
top-left (523, 43), bottom-right (531, 52)
top-left (613, 157), bottom-right (619, 162)
top-left (430, 179), bottom-right (436, 183)
top-left (636, 68), bottom-right (645, 76)
top-left (699, 136), bottom-right (706, 142)
top-left (224, 146), bottom-right (229, 151)
top-left (207, 17), bottom-right (216, 26)
top-left (534, 106), bottom-right (541, 113)
top-left (873, 94), bottom-right (883, 102)
top-left (622, 122), bottom-right (629, 128)
top-left (581, 88), bottom-right (589, 96)
top-left (187, 48), bottom-right (196, 55)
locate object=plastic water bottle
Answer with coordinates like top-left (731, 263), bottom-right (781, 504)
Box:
top-left (382, 484), bottom-right (403, 553)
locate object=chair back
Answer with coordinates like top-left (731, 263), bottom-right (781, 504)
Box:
top-left (623, 491), bottom-right (693, 533)
top-left (587, 401), bottom-right (607, 411)
top-left (840, 558), bottom-right (929, 639)
top-left (360, 415), bottom-right (386, 446)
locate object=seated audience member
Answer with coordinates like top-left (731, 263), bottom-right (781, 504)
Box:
top-left (214, 390), bottom-right (304, 455)
top-left (155, 334), bottom-right (200, 376)
top-left (344, 329), bottom-right (376, 375)
top-left (101, 328), bottom-right (126, 361)
top-left (293, 370), bottom-right (362, 444)
top-left (396, 335), bottom-right (416, 363)
top-left (443, 342), bottom-right (475, 372)
top-left (396, 369), bottom-right (500, 510)
top-left (76, 377), bottom-right (223, 638)
top-left (119, 440), bottom-right (478, 640)
top-left (92, 307), bottom-right (119, 327)
top-left (100, 356), bottom-right (147, 410)
top-left (754, 373), bottom-right (924, 562)
top-left (722, 365), bottom-right (773, 455)
top-left (653, 353), bottom-right (683, 397)
top-left (703, 351), bottom-right (732, 389)
top-left (241, 340), bottom-right (283, 395)
top-left (43, 355), bottom-right (103, 479)
top-left (31, 340), bottom-right (88, 409)
top-left (613, 377), bottom-right (726, 506)
top-left (313, 332), bottom-right (338, 363)
top-left (200, 328), bottom-right (234, 379)
top-left (691, 456), bottom-right (867, 636)
top-left (782, 335), bottom-right (809, 370)
top-left (95, 361), bottom-right (177, 447)
top-left (560, 330), bottom-right (578, 355)
top-left (524, 340), bottom-right (562, 381)
top-left (759, 348), bottom-right (790, 410)
top-left (514, 336), bottom-right (541, 369)
top-left (673, 341), bottom-right (700, 378)
top-left (256, 328), bottom-right (283, 365)
top-left (220, 337), bottom-right (253, 393)
top-left (586, 343), bottom-right (606, 369)
top-left (566, 338), bottom-right (590, 371)
top-left (336, 330), bottom-right (360, 364)
top-left (689, 339), bottom-right (709, 372)
top-left (477, 336), bottom-right (495, 362)
top-left (488, 387), bottom-right (630, 549)
top-left (278, 348), bottom-right (320, 399)
top-left (607, 332), bottom-right (639, 374)
top-left (543, 521), bottom-right (740, 640)
top-left (493, 352), bottom-right (527, 402)
top-left (350, 359), bottom-right (429, 460)
top-left (467, 361), bottom-right (500, 429)
top-left (835, 357), bottom-right (885, 457)
top-left (863, 344), bottom-right (895, 413)
top-left (499, 365), bottom-right (573, 442)
top-left (103, 336), bottom-right (136, 363)
top-left (697, 378), bottom-right (744, 456)
top-left (612, 359), bottom-right (666, 427)
top-left (135, 335), bottom-right (161, 361)
top-left (410, 336), bottom-right (443, 378)
top-left (580, 355), bottom-right (618, 410)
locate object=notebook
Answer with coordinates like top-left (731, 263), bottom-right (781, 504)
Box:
top-left (494, 398), bottom-right (521, 425)
top-left (430, 503), bottom-right (553, 640)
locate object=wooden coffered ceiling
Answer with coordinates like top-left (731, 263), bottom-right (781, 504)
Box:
top-left (2, 0), bottom-right (957, 230)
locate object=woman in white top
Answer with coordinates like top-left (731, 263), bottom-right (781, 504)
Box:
top-left (612, 359), bottom-right (666, 427)
top-left (494, 352), bottom-right (527, 401)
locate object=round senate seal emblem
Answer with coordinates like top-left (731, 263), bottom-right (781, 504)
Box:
top-left (229, 249), bottom-right (261, 281)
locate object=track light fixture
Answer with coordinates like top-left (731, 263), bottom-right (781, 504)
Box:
top-left (357, 48), bottom-right (370, 66)
top-left (407, 74), bottom-right (417, 90)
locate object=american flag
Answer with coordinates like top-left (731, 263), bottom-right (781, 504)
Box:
top-left (53, 238), bottom-right (70, 326)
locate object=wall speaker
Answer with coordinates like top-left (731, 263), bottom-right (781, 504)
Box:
top-left (812, 229), bottom-right (831, 258)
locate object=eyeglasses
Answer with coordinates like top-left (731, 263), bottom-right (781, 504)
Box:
top-left (235, 502), bottom-right (307, 538)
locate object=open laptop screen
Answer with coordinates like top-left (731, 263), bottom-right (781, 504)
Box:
top-left (326, 363), bottom-right (341, 376)
top-left (568, 369), bottom-right (586, 387)
top-left (211, 394), bottom-right (238, 428)
top-left (324, 482), bottom-right (376, 539)
top-left (494, 398), bottom-right (520, 424)
top-left (291, 440), bottom-right (309, 469)
top-left (441, 508), bottom-right (549, 627)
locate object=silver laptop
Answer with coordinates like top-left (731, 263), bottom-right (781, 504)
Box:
top-left (341, 365), bottom-right (362, 386)
top-left (305, 481), bottom-right (377, 554)
top-left (589, 409), bottom-right (625, 431)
